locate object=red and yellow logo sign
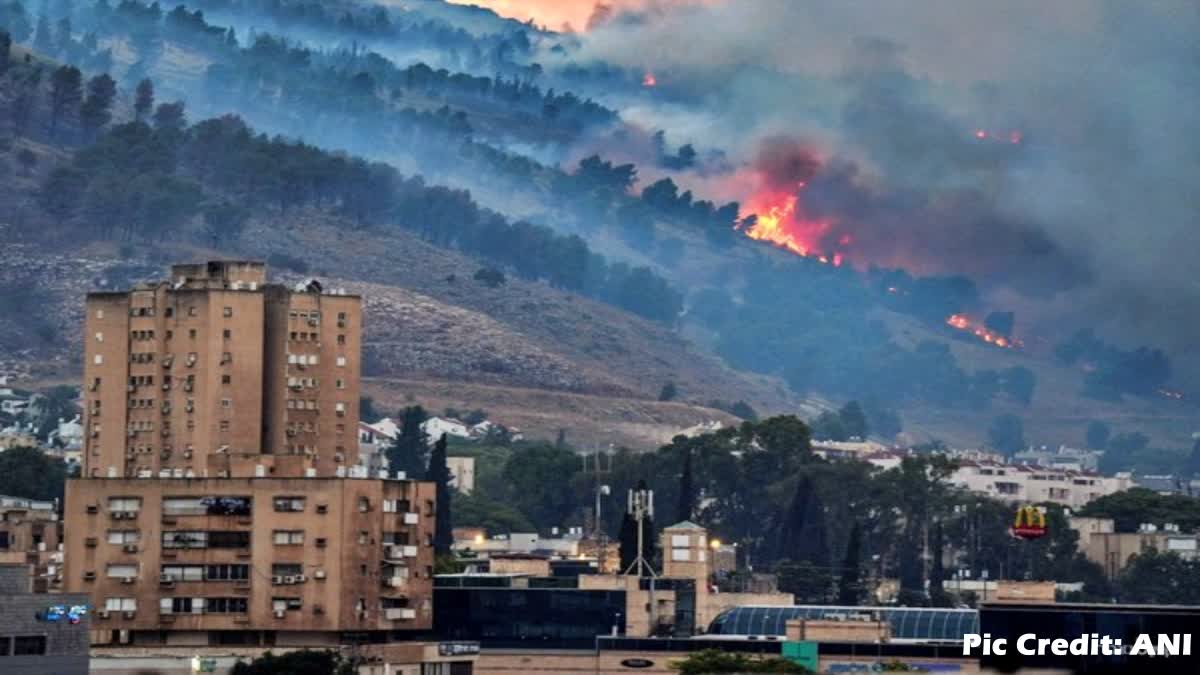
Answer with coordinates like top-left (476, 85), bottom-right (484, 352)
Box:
top-left (1012, 505), bottom-right (1047, 539)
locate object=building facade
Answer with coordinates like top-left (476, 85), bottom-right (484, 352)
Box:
top-left (66, 261), bottom-right (437, 648)
top-left (0, 496), bottom-right (62, 593)
top-left (82, 261), bottom-right (361, 479)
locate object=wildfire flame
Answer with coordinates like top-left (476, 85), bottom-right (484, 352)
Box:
top-left (945, 314), bottom-right (1021, 349)
top-left (739, 188), bottom-right (845, 266)
top-left (642, 72), bottom-right (658, 87)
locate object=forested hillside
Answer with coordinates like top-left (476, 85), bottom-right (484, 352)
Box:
top-left (0, 1), bottom-right (1195, 457)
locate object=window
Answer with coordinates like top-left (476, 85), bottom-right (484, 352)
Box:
top-left (161, 597), bottom-right (203, 614)
top-left (106, 564), bottom-right (138, 578)
top-left (161, 565), bottom-right (204, 582)
top-left (188, 307), bottom-right (198, 317)
top-left (273, 497), bottom-right (305, 512)
top-left (209, 531), bottom-right (251, 548)
top-left (165, 307), bottom-right (173, 318)
top-left (223, 307), bottom-right (233, 317)
top-left (166, 329), bottom-right (173, 340)
top-left (108, 497), bottom-right (142, 512)
top-left (221, 352), bottom-right (232, 364)
top-left (272, 563), bottom-right (303, 576)
top-left (337, 334), bottom-right (346, 345)
top-left (336, 356), bottom-right (346, 367)
top-left (207, 564), bottom-right (249, 581)
top-left (163, 496), bottom-right (251, 516)
top-left (107, 530), bottom-right (140, 545)
top-left (12, 636), bottom-right (47, 656)
top-left (104, 597), bottom-right (137, 611)
top-left (221, 398), bottom-right (232, 408)
top-left (220, 421), bottom-right (231, 432)
top-left (222, 374), bottom-right (231, 385)
top-left (189, 329), bottom-right (197, 339)
top-left (163, 531), bottom-right (207, 549)
top-left (223, 329), bottom-right (232, 339)
top-left (94, 354), bottom-right (103, 365)
top-left (95, 331), bottom-right (103, 342)
top-left (336, 379), bottom-right (345, 389)
top-left (96, 309), bottom-right (105, 319)
top-left (273, 530), bottom-right (304, 545)
top-left (358, 531), bottom-right (369, 545)
top-left (205, 597), bottom-right (248, 614)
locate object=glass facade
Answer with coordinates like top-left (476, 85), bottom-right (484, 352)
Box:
top-left (435, 587), bottom-right (626, 649)
top-left (707, 605), bottom-right (979, 642)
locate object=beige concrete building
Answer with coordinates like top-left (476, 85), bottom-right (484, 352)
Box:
top-left (67, 261), bottom-right (439, 648)
top-left (1069, 516), bottom-right (1199, 579)
top-left (82, 261), bottom-right (361, 479)
top-left (0, 494), bottom-right (63, 592)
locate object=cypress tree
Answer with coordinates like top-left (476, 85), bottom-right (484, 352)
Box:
top-left (837, 521), bottom-right (864, 605)
top-left (425, 434), bottom-right (453, 555)
top-left (385, 405), bottom-right (428, 479)
top-left (676, 450), bottom-right (695, 524)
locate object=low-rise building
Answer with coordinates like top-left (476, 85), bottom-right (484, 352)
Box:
top-left (0, 495), bottom-right (62, 593)
top-left (948, 462), bottom-right (1131, 508)
top-left (1069, 516), bottom-right (1200, 578)
top-left (0, 563), bottom-right (90, 674)
top-left (63, 476), bottom-right (436, 647)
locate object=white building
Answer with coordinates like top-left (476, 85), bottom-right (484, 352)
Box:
top-left (446, 456), bottom-right (476, 494)
top-left (948, 461), bottom-right (1132, 508)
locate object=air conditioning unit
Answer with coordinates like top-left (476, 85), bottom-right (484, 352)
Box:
top-left (159, 574), bottom-right (175, 584)
top-left (122, 576), bottom-right (136, 584)
top-left (83, 571), bottom-right (97, 581)
top-left (385, 577), bottom-right (406, 588)
top-left (313, 569), bottom-right (326, 580)
top-left (272, 575), bottom-right (285, 585)
top-left (403, 512), bottom-right (419, 525)
top-left (97, 610), bottom-right (110, 619)
top-left (85, 537), bottom-right (98, 548)
top-left (123, 544), bottom-right (139, 553)
top-left (385, 607), bottom-right (416, 620)
top-left (284, 575), bottom-right (297, 584)
top-left (385, 546), bottom-right (403, 559)
top-left (293, 574), bottom-right (306, 583)
top-left (123, 610), bottom-right (137, 619)
top-left (402, 545), bottom-right (418, 558)
top-left (313, 604), bottom-right (324, 615)
top-left (274, 609), bottom-right (286, 619)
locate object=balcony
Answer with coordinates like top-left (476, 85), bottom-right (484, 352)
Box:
top-left (383, 545), bottom-right (418, 561)
top-left (381, 576), bottom-right (408, 589)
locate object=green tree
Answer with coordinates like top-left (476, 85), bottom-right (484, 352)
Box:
top-left (988, 414), bottom-right (1025, 456)
top-left (0, 446), bottom-right (68, 501)
top-left (1117, 550), bottom-right (1200, 605)
top-left (676, 449), bottom-right (695, 524)
top-left (670, 649), bottom-right (809, 674)
top-left (39, 166), bottom-right (86, 222)
top-left (0, 30), bottom-right (12, 74)
top-left (501, 444), bottom-right (583, 528)
top-left (1003, 366), bottom-right (1036, 406)
top-left (231, 649), bottom-right (354, 675)
top-left (658, 382), bottom-right (677, 402)
top-left (838, 400), bottom-right (869, 439)
top-left (1079, 488), bottom-right (1200, 533)
top-left (202, 200), bottom-right (249, 245)
top-left (452, 491), bottom-right (534, 534)
top-left (134, 77), bottom-right (154, 122)
top-left (811, 410), bottom-right (846, 441)
top-left (48, 64), bottom-right (82, 139)
top-left (729, 400), bottom-right (758, 421)
top-left (79, 73), bottom-right (117, 140)
top-left (837, 521), bottom-right (864, 605)
top-left (386, 405), bottom-right (428, 479)
top-left (425, 434), bottom-right (453, 555)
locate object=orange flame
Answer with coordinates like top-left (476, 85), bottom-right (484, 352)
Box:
top-left (739, 189), bottom-right (845, 266)
top-left (945, 314), bottom-right (1021, 349)
top-left (642, 72), bottom-right (658, 87)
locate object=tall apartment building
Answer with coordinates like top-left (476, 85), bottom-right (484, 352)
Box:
top-left (82, 260), bottom-right (360, 479)
top-left (65, 261), bottom-right (437, 647)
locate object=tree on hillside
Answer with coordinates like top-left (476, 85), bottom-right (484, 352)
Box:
top-left (425, 434), bottom-right (453, 555)
top-left (152, 100), bottom-right (187, 132)
top-left (838, 400), bottom-right (868, 439)
top-left (39, 166), bottom-right (85, 222)
top-left (11, 67), bottom-right (42, 137)
top-left (811, 411), bottom-right (847, 441)
top-left (48, 64), bottom-right (82, 139)
top-left (1078, 487), bottom-right (1200, 533)
top-left (0, 446), bottom-right (68, 501)
top-left (386, 405), bottom-right (428, 479)
top-left (676, 449), bottom-right (695, 524)
top-left (202, 200), bottom-right (249, 245)
top-left (837, 521), bottom-right (865, 605)
top-left (134, 77), bottom-right (154, 121)
top-left (658, 382), bottom-right (677, 402)
top-left (1003, 366), bottom-right (1036, 406)
top-left (988, 414), bottom-right (1025, 457)
top-left (0, 30), bottom-right (12, 75)
top-left (231, 649), bottom-right (354, 675)
top-left (79, 73), bottom-right (116, 141)
top-left (1117, 550), bottom-right (1200, 605)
